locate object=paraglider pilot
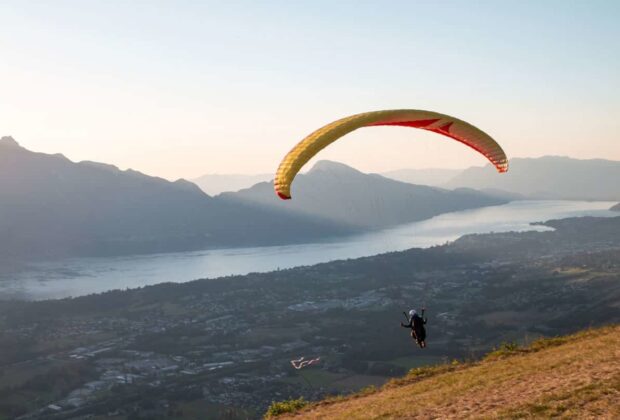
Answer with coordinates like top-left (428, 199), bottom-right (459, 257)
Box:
top-left (401, 308), bottom-right (427, 348)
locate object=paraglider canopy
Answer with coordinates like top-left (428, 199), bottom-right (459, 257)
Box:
top-left (274, 109), bottom-right (508, 199)
top-left (291, 356), bottom-right (320, 370)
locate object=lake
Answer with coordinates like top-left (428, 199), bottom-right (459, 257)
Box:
top-left (0, 200), bottom-right (615, 301)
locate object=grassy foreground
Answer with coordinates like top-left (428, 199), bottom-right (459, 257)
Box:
top-left (271, 325), bottom-right (620, 419)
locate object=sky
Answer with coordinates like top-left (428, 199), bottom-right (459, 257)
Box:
top-left (1, 1), bottom-right (619, 180)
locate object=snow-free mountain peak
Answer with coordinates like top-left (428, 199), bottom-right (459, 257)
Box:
top-left (307, 160), bottom-right (364, 176)
top-left (0, 136), bottom-right (22, 149)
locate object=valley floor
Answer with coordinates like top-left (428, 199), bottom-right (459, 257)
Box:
top-left (290, 325), bottom-right (620, 419)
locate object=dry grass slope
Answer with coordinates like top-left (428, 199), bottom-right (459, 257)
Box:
top-left (283, 325), bottom-right (620, 419)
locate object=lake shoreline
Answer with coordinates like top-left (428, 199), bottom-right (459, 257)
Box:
top-left (1, 200), bottom-right (615, 301)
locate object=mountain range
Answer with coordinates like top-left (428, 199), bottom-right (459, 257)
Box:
top-left (194, 156), bottom-right (620, 202)
top-left (0, 137), bottom-right (353, 259)
top-left (223, 160), bottom-right (506, 228)
top-left (445, 156), bottom-right (620, 201)
top-left (0, 137), bottom-right (503, 260)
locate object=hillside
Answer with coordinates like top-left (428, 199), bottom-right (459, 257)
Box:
top-left (0, 137), bottom-right (354, 259)
top-left (280, 325), bottom-right (620, 419)
top-left (446, 156), bottom-right (620, 201)
top-left (612, 203), bottom-right (620, 212)
top-left (224, 160), bottom-right (507, 228)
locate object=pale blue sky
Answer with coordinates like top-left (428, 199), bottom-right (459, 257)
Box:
top-left (1, 1), bottom-right (619, 179)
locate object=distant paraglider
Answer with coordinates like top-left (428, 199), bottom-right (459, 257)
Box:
top-left (274, 109), bottom-right (508, 199)
top-left (290, 356), bottom-right (321, 370)
top-left (290, 356), bottom-right (321, 389)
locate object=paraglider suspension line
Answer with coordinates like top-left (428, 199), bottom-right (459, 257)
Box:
top-left (299, 370), bottom-right (314, 390)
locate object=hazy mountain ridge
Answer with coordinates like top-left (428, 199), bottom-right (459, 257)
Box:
top-left (200, 154), bottom-right (619, 202)
top-left (446, 156), bottom-right (620, 200)
top-left (381, 167), bottom-right (462, 187)
top-left (0, 138), bottom-right (505, 261)
top-left (223, 160), bottom-right (508, 228)
top-left (0, 137), bottom-right (354, 259)
top-left (5, 137), bottom-right (613, 262)
top-left (612, 202), bottom-right (620, 211)
top-left (192, 173), bottom-right (273, 195)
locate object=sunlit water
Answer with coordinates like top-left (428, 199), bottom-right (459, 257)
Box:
top-left (0, 200), bottom-right (615, 301)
